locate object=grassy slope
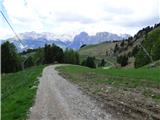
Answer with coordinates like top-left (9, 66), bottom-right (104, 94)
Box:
top-left (79, 42), bottom-right (117, 63)
top-left (2, 65), bottom-right (45, 120)
top-left (57, 65), bottom-right (160, 83)
top-left (57, 65), bottom-right (160, 101)
top-left (147, 27), bottom-right (160, 42)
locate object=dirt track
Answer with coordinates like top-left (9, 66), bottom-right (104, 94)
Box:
top-left (28, 65), bottom-right (115, 120)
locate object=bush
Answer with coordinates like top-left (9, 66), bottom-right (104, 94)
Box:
top-left (81, 56), bottom-right (96, 68)
top-left (81, 59), bottom-right (86, 66)
top-left (33, 48), bottom-right (44, 65)
top-left (117, 55), bottom-right (128, 67)
top-left (135, 49), bottom-right (150, 68)
top-left (120, 40), bottom-right (125, 47)
top-left (99, 59), bottom-right (106, 67)
top-left (114, 44), bottom-right (119, 54)
top-left (24, 56), bottom-right (34, 68)
top-left (132, 46), bottom-right (139, 57)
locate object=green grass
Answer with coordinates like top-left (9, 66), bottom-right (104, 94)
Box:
top-left (79, 42), bottom-right (117, 61)
top-left (2, 65), bottom-right (45, 120)
top-left (57, 65), bottom-right (160, 82)
top-left (96, 67), bottom-right (160, 82)
top-left (56, 65), bottom-right (160, 101)
top-left (79, 42), bottom-right (119, 67)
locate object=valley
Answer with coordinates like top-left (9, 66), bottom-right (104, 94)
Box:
top-left (1, 18), bottom-right (160, 120)
top-left (1, 0), bottom-right (160, 119)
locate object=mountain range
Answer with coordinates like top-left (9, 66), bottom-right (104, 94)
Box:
top-left (1, 31), bottom-right (130, 51)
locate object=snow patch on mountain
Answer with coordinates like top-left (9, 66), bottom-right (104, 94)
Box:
top-left (16, 32), bottom-right (74, 42)
top-left (1, 31), bottom-right (131, 51)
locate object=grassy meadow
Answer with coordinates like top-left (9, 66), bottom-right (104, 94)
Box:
top-left (1, 65), bottom-right (45, 120)
top-left (57, 65), bottom-right (160, 102)
top-left (79, 42), bottom-right (117, 64)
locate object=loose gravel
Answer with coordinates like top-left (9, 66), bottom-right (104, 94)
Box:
top-left (28, 65), bottom-right (115, 120)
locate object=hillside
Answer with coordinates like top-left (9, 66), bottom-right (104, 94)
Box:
top-left (79, 23), bottom-right (160, 68)
top-left (79, 41), bottom-right (120, 66)
top-left (80, 41), bottom-right (116, 58)
top-left (117, 24), bottom-right (160, 68)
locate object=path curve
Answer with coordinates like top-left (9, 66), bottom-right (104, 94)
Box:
top-left (28, 65), bottom-right (114, 120)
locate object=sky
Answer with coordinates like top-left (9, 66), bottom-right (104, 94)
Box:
top-left (0, 0), bottom-right (160, 39)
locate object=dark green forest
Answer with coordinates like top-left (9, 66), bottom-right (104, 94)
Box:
top-left (1, 42), bottom-right (80, 73)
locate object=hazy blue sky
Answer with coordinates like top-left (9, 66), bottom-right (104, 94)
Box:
top-left (0, 0), bottom-right (159, 39)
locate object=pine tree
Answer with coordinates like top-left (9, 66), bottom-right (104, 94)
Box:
top-left (24, 56), bottom-right (34, 68)
top-left (117, 55), bottom-right (128, 67)
top-left (44, 44), bottom-right (64, 64)
top-left (135, 49), bottom-right (150, 68)
top-left (100, 59), bottom-right (106, 67)
top-left (1, 41), bottom-right (21, 73)
top-left (64, 48), bottom-right (79, 64)
top-left (85, 57), bottom-right (96, 68)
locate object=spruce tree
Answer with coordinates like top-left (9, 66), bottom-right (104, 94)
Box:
top-left (1, 41), bottom-right (21, 73)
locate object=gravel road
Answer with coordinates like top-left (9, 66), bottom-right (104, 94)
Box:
top-left (28, 65), bottom-right (115, 120)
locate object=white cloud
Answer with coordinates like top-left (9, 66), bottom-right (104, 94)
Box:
top-left (0, 0), bottom-right (159, 39)
top-left (0, 28), bottom-right (13, 39)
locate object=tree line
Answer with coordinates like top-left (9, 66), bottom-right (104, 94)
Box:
top-left (1, 41), bottom-right (80, 73)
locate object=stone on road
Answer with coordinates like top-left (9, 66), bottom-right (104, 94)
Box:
top-left (28, 65), bottom-right (115, 120)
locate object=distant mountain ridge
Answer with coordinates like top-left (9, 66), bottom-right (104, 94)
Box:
top-left (70, 32), bottom-right (130, 49)
top-left (1, 31), bottom-right (130, 51)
